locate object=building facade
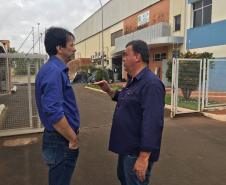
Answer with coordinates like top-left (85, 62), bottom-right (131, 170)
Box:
top-left (74, 0), bottom-right (183, 81)
top-left (74, 0), bottom-right (225, 82)
top-left (186, 0), bottom-right (226, 57)
top-left (169, 0), bottom-right (226, 57)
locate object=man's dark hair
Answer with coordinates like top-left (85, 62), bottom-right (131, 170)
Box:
top-left (126, 40), bottom-right (150, 64)
top-left (44, 27), bottom-right (75, 56)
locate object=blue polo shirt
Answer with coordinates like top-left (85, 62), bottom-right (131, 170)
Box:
top-left (109, 67), bottom-right (165, 162)
top-left (35, 56), bottom-right (80, 132)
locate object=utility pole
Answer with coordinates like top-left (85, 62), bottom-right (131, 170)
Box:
top-left (98, 0), bottom-right (104, 68)
top-left (37, 22), bottom-right (40, 54)
top-left (32, 27), bottom-right (34, 54)
top-left (40, 33), bottom-right (43, 54)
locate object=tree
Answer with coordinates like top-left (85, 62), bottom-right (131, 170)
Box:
top-left (95, 68), bottom-right (109, 81)
top-left (166, 52), bottom-right (213, 100)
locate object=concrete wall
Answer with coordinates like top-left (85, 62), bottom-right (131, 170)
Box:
top-left (212, 0), bottom-right (226, 22)
top-left (169, 0), bottom-right (186, 37)
top-left (189, 45), bottom-right (226, 58)
top-left (169, 0), bottom-right (186, 53)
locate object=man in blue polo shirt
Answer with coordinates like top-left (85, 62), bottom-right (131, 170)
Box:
top-left (95, 40), bottom-right (165, 185)
top-left (35, 27), bottom-right (80, 185)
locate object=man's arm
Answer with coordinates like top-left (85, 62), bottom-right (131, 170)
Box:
top-left (41, 69), bottom-right (78, 149)
top-left (53, 117), bottom-right (78, 149)
top-left (134, 81), bottom-right (165, 182)
top-left (94, 80), bottom-right (120, 101)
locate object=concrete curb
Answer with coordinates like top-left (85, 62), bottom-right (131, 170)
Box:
top-left (165, 104), bottom-right (226, 122)
top-left (85, 86), bottom-right (106, 94)
top-left (202, 112), bottom-right (226, 122)
top-left (165, 104), bottom-right (194, 113)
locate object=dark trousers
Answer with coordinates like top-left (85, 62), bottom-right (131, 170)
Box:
top-left (42, 130), bottom-right (79, 185)
top-left (117, 154), bottom-right (154, 185)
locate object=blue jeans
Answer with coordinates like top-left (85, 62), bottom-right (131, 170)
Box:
top-left (42, 130), bottom-right (79, 185)
top-left (117, 154), bottom-right (154, 185)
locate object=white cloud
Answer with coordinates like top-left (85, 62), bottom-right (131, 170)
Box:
top-left (0, 0), bottom-right (110, 53)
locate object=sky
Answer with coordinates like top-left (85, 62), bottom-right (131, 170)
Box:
top-left (0, 0), bottom-right (110, 53)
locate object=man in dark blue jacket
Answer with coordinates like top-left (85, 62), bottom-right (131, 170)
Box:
top-left (35, 27), bottom-right (80, 185)
top-left (95, 40), bottom-right (165, 185)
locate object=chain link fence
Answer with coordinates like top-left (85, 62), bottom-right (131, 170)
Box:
top-left (0, 54), bottom-right (46, 136)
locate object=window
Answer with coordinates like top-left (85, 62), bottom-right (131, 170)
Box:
top-left (174, 14), bottom-right (181, 31)
top-left (153, 53), bottom-right (167, 61)
top-left (193, 0), bottom-right (212, 28)
top-left (111, 30), bottom-right (123, 46)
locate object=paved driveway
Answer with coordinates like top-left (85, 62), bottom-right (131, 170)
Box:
top-left (0, 85), bottom-right (225, 185)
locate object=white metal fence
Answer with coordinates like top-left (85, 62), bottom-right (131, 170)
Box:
top-left (0, 53), bottom-right (46, 136)
top-left (171, 58), bottom-right (226, 117)
top-left (171, 58), bottom-right (203, 117)
top-left (203, 59), bottom-right (226, 109)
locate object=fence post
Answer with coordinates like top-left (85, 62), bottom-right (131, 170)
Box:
top-left (171, 58), bottom-right (174, 118)
top-left (6, 53), bottom-right (10, 93)
top-left (198, 59), bottom-right (203, 112)
top-left (27, 59), bottom-right (33, 128)
top-left (171, 58), bottom-right (177, 118)
top-left (205, 59), bottom-right (210, 107)
top-left (37, 59), bottom-right (42, 128)
top-left (201, 59), bottom-right (207, 111)
top-left (175, 58), bottom-right (179, 115)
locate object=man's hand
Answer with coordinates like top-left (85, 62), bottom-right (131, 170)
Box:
top-left (69, 135), bottom-right (79, 150)
top-left (94, 80), bottom-right (115, 97)
top-left (133, 152), bottom-right (151, 182)
top-left (53, 117), bottom-right (79, 150)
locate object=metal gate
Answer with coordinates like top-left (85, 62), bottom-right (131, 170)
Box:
top-left (171, 58), bottom-right (226, 117)
top-left (0, 53), bottom-right (46, 136)
top-left (171, 58), bottom-right (203, 117)
top-left (202, 58), bottom-right (226, 110)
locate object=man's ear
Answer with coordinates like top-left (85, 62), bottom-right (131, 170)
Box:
top-left (135, 53), bottom-right (141, 63)
top-left (56, 46), bottom-right (61, 54)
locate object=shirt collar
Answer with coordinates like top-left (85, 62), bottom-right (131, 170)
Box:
top-left (134, 67), bottom-right (149, 81)
top-left (50, 55), bottom-right (68, 72)
top-left (126, 67), bottom-right (149, 86)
